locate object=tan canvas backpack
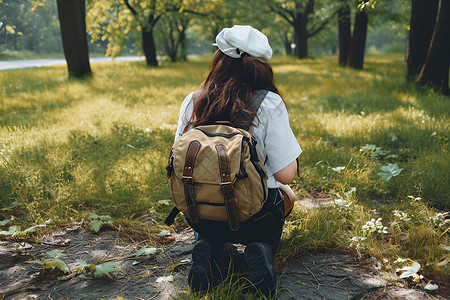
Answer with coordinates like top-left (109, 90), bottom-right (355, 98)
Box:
top-left (164, 90), bottom-right (269, 231)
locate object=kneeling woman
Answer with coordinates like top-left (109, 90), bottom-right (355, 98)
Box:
top-left (173, 25), bottom-right (302, 296)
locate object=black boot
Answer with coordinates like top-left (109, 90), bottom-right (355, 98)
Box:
top-left (188, 238), bottom-right (222, 292)
top-left (244, 242), bottom-right (276, 297)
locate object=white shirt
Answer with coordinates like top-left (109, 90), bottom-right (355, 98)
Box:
top-left (175, 91), bottom-right (302, 188)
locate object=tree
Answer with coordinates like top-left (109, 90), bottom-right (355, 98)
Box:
top-left (417, 0), bottom-right (450, 95)
top-left (56, 0), bottom-right (91, 78)
top-left (266, 0), bottom-right (335, 59)
top-left (156, 2), bottom-right (208, 62)
top-left (346, 7), bottom-right (368, 69)
top-left (87, 0), bottom-right (213, 66)
top-left (406, 0), bottom-right (439, 81)
top-left (122, 0), bottom-right (161, 66)
top-left (339, 0), bottom-right (408, 69)
top-left (337, 0), bottom-right (351, 65)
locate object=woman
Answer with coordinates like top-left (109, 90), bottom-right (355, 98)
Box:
top-left (174, 25), bottom-right (302, 296)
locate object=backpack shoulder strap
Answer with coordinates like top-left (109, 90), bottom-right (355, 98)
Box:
top-left (241, 89), bottom-right (269, 131)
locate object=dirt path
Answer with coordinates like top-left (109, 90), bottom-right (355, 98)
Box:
top-left (0, 224), bottom-right (447, 300)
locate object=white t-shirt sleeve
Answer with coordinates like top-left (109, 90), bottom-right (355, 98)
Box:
top-left (264, 101), bottom-right (302, 174)
top-left (175, 92), bottom-right (194, 141)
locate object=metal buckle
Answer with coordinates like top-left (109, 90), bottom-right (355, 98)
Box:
top-left (182, 176), bottom-right (194, 185)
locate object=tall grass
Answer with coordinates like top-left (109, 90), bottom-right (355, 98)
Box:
top-left (1, 55), bottom-right (449, 286)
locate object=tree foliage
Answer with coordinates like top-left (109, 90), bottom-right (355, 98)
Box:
top-left (87, 0), bottom-right (217, 65)
top-left (0, 0), bottom-right (62, 53)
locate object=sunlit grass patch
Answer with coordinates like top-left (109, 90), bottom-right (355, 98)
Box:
top-left (0, 55), bottom-right (448, 290)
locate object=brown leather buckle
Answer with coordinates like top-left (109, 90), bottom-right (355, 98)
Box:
top-left (220, 182), bottom-right (233, 197)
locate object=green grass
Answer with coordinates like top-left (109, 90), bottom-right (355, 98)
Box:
top-left (0, 54), bottom-right (449, 295)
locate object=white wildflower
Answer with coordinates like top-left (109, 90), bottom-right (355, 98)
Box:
top-left (350, 236), bottom-right (367, 248)
top-left (393, 210), bottom-right (410, 221)
top-left (394, 257), bottom-right (406, 263)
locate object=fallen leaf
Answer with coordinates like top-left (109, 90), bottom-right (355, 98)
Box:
top-left (399, 262), bottom-right (420, 279)
top-left (45, 259), bottom-right (70, 273)
top-left (424, 283), bottom-right (439, 291)
top-left (156, 275), bottom-right (174, 283)
top-left (158, 230), bottom-right (170, 236)
top-left (94, 262), bottom-right (118, 276)
top-left (46, 249), bottom-right (65, 258)
top-left (0, 226), bottom-right (20, 236)
top-left (135, 247), bottom-right (158, 257)
top-left (0, 219), bottom-right (11, 226)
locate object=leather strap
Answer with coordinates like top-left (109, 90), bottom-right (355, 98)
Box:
top-left (182, 140), bottom-right (201, 223)
top-left (215, 144), bottom-right (239, 231)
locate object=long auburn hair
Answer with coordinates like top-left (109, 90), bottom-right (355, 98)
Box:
top-left (185, 50), bottom-right (282, 131)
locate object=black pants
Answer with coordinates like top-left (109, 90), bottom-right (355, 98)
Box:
top-left (187, 188), bottom-right (285, 254)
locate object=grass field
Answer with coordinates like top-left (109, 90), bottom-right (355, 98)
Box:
top-left (1, 54), bottom-right (449, 293)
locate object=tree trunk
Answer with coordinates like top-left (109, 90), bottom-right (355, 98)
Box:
top-left (294, 15), bottom-right (308, 59)
top-left (179, 30), bottom-right (187, 61)
top-left (14, 33), bottom-right (18, 50)
top-left (338, 1), bottom-right (351, 66)
top-left (417, 0), bottom-right (450, 95)
top-left (406, 0), bottom-right (439, 81)
top-left (346, 10), bottom-right (368, 70)
top-left (142, 28), bottom-right (158, 66)
top-left (56, 0), bottom-right (91, 78)
top-left (283, 32), bottom-right (292, 56)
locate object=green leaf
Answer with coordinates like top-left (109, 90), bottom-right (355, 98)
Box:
top-left (45, 259), bottom-right (70, 273)
top-left (363, 144), bottom-right (376, 151)
top-left (0, 226), bottom-right (20, 236)
top-left (378, 164), bottom-right (403, 181)
top-left (93, 262), bottom-right (118, 276)
top-left (88, 212), bottom-right (99, 220)
top-left (89, 220), bottom-right (103, 232)
top-left (0, 219), bottom-right (11, 226)
top-left (46, 249), bottom-right (65, 258)
top-left (158, 230), bottom-right (170, 236)
top-left (390, 134), bottom-right (398, 142)
top-left (99, 215), bottom-right (112, 221)
top-left (370, 149), bottom-right (386, 157)
top-left (135, 247), bottom-right (158, 257)
top-left (76, 259), bottom-right (89, 267)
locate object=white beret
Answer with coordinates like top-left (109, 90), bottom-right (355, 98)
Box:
top-left (213, 25), bottom-right (273, 63)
